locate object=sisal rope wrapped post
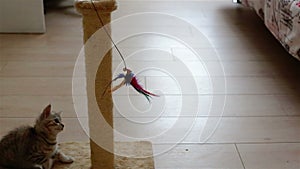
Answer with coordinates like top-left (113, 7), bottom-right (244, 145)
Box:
top-left (74, 0), bottom-right (117, 168)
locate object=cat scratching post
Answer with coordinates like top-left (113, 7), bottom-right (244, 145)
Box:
top-left (75, 1), bottom-right (155, 168)
top-left (75, 0), bottom-right (117, 168)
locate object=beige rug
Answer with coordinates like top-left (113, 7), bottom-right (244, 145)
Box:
top-left (54, 141), bottom-right (154, 169)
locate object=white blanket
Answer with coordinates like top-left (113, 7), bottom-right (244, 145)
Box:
top-left (241, 0), bottom-right (300, 60)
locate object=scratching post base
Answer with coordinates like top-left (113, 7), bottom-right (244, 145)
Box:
top-left (115, 141), bottom-right (155, 169)
top-left (56, 141), bottom-right (155, 169)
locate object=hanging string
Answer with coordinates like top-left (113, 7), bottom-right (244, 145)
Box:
top-left (90, 0), bottom-right (127, 69)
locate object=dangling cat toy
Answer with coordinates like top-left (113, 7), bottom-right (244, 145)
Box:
top-left (90, 0), bottom-right (159, 102)
top-left (103, 68), bottom-right (159, 102)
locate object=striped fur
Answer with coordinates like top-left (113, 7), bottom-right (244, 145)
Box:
top-left (0, 105), bottom-right (74, 169)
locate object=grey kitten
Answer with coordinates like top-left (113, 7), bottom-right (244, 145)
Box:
top-left (0, 104), bottom-right (74, 169)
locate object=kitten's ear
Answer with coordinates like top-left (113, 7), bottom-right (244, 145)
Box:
top-left (41, 104), bottom-right (51, 119)
top-left (57, 111), bottom-right (63, 116)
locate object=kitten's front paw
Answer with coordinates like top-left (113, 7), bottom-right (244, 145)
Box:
top-left (66, 156), bottom-right (75, 163)
top-left (42, 158), bottom-right (54, 169)
top-left (60, 156), bottom-right (74, 164)
top-left (32, 166), bottom-right (43, 169)
top-left (56, 151), bottom-right (74, 164)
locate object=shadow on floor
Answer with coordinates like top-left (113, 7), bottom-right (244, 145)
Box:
top-left (219, 4), bottom-right (300, 94)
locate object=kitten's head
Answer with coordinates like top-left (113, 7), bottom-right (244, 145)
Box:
top-left (35, 104), bottom-right (64, 137)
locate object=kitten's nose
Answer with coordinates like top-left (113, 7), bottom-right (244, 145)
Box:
top-left (61, 123), bottom-right (64, 129)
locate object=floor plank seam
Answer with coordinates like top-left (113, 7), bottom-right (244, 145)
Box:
top-left (235, 143), bottom-right (246, 169)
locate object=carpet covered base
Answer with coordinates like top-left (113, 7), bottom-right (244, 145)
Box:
top-left (54, 141), bottom-right (154, 169)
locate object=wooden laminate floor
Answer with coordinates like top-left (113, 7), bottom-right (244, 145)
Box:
top-left (1, 1), bottom-right (300, 168)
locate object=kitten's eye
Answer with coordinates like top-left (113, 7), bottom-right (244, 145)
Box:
top-left (54, 118), bottom-right (60, 123)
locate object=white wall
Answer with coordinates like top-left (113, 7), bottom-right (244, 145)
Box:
top-left (0, 0), bottom-right (46, 33)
